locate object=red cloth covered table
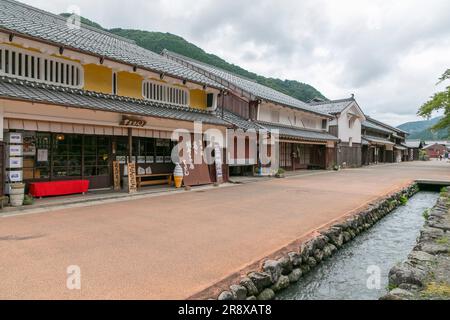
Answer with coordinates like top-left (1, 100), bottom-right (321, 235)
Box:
top-left (29, 180), bottom-right (90, 197)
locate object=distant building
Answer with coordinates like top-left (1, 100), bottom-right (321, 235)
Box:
top-left (405, 140), bottom-right (424, 161)
top-left (423, 142), bottom-right (449, 159)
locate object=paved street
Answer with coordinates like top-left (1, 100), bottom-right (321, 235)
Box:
top-left (0, 161), bottom-right (449, 300)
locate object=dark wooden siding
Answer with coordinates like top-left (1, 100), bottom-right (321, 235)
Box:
top-left (0, 142), bottom-right (4, 196)
top-left (282, 143), bottom-right (328, 170)
top-left (337, 143), bottom-right (362, 167)
top-left (329, 125), bottom-right (338, 138)
top-left (249, 101), bottom-right (259, 121)
top-left (218, 94), bottom-right (249, 119)
top-left (326, 147), bottom-right (336, 169)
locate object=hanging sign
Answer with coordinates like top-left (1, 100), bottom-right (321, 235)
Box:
top-left (7, 132), bottom-right (22, 144)
top-left (120, 116), bottom-right (147, 128)
top-left (8, 145), bottom-right (23, 157)
top-left (8, 171), bottom-right (23, 182)
top-left (7, 157), bottom-right (23, 169)
top-left (37, 149), bottom-right (49, 162)
top-left (127, 162), bottom-right (137, 193)
top-left (113, 161), bottom-right (121, 191)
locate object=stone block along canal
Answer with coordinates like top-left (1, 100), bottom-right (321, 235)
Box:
top-left (277, 192), bottom-right (440, 300)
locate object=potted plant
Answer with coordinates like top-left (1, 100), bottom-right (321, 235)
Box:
top-left (9, 183), bottom-right (25, 207)
top-left (275, 168), bottom-right (286, 178)
top-left (332, 164), bottom-right (341, 171)
top-left (23, 194), bottom-right (34, 206)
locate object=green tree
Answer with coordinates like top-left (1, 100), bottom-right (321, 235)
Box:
top-left (418, 69), bottom-right (450, 134)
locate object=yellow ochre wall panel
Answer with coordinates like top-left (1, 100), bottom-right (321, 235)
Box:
top-left (2, 42), bottom-right (41, 53)
top-left (83, 64), bottom-right (112, 94)
top-left (190, 89), bottom-right (207, 110)
top-left (117, 71), bottom-right (143, 99)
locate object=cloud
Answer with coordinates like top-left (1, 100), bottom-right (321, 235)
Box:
top-left (19, 0), bottom-right (450, 126)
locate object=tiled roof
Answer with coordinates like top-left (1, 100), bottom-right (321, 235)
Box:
top-left (220, 110), bottom-right (262, 131)
top-left (162, 50), bottom-right (332, 118)
top-left (362, 119), bottom-right (394, 135)
top-left (0, 0), bottom-right (223, 89)
top-left (394, 145), bottom-right (407, 151)
top-left (0, 76), bottom-right (229, 126)
top-left (362, 135), bottom-right (395, 146)
top-left (309, 98), bottom-right (354, 114)
top-left (365, 116), bottom-right (408, 135)
top-left (405, 140), bottom-right (422, 149)
top-left (256, 121), bottom-right (338, 142)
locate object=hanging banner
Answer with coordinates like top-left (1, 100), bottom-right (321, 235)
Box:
top-left (127, 162), bottom-right (137, 193)
top-left (113, 161), bottom-right (121, 191)
top-left (214, 144), bottom-right (223, 184)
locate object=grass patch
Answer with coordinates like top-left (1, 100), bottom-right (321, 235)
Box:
top-left (399, 196), bottom-right (408, 206)
top-left (423, 209), bottom-right (431, 221)
top-left (387, 283), bottom-right (398, 291)
top-left (436, 237), bottom-right (449, 245)
top-left (423, 282), bottom-right (450, 298)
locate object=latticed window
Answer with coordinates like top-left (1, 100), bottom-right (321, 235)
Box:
top-left (142, 80), bottom-right (188, 106)
top-left (280, 142), bottom-right (292, 168)
top-left (0, 44), bottom-right (83, 88)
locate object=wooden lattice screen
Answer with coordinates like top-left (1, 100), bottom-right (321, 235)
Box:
top-left (0, 142), bottom-right (4, 197)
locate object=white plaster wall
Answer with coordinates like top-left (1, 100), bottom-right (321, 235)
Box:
top-left (258, 102), bottom-right (325, 130)
top-left (337, 105), bottom-right (362, 144)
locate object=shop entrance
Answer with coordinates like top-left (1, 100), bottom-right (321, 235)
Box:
top-left (280, 142), bottom-right (327, 171)
top-left (21, 132), bottom-right (112, 190)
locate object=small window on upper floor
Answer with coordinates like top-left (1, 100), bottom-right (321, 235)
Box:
top-left (349, 118), bottom-right (356, 129)
top-left (322, 119), bottom-right (328, 130)
top-left (207, 93), bottom-right (214, 109)
top-left (142, 80), bottom-right (189, 106)
top-left (112, 72), bottom-right (117, 95)
top-left (0, 44), bottom-right (83, 88)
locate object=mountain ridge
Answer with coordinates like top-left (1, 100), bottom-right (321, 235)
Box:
top-left (398, 116), bottom-right (449, 140)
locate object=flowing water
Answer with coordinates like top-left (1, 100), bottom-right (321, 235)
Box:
top-left (277, 192), bottom-right (439, 300)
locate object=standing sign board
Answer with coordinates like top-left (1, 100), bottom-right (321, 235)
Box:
top-left (127, 162), bottom-right (137, 193)
top-left (182, 136), bottom-right (213, 187)
top-left (214, 144), bottom-right (223, 184)
top-left (5, 133), bottom-right (24, 194)
top-left (113, 161), bottom-right (121, 191)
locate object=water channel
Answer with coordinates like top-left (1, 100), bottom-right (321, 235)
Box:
top-left (278, 191), bottom-right (439, 300)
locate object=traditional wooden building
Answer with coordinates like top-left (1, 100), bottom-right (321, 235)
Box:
top-left (309, 96), bottom-right (366, 168)
top-left (162, 50), bottom-right (338, 175)
top-left (361, 117), bottom-right (409, 165)
top-left (0, 0), bottom-right (232, 196)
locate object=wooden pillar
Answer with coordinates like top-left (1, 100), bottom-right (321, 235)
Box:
top-left (292, 143), bottom-right (295, 171)
top-left (127, 127), bottom-right (132, 163)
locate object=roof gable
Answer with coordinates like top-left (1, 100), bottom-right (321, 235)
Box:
top-left (311, 98), bottom-right (366, 120)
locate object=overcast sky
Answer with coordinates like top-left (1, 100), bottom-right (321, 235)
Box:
top-left (20, 0), bottom-right (450, 126)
